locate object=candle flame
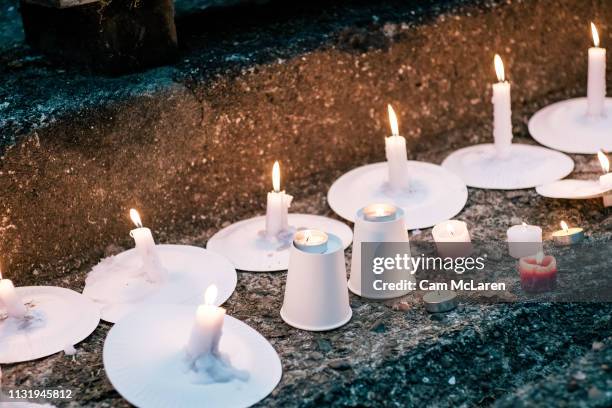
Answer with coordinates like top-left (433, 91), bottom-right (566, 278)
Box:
top-left (446, 223), bottom-right (455, 236)
top-left (591, 22), bottom-right (600, 47)
top-left (560, 221), bottom-right (569, 233)
top-left (598, 150), bottom-right (610, 173)
top-left (535, 250), bottom-right (544, 265)
top-left (375, 206), bottom-right (385, 217)
top-left (522, 222), bottom-right (527, 227)
top-left (0, 268), bottom-right (3, 280)
top-left (387, 104), bottom-right (399, 136)
top-left (129, 209), bottom-right (143, 228)
top-left (204, 285), bottom-right (218, 305)
top-left (494, 54), bottom-right (505, 82)
top-left (272, 161), bottom-right (281, 192)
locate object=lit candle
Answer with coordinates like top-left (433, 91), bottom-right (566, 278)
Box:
top-left (432, 220), bottom-right (472, 258)
top-left (507, 222), bottom-right (543, 258)
top-left (265, 161), bottom-right (293, 237)
top-left (362, 203), bottom-right (397, 222)
top-left (552, 221), bottom-right (584, 246)
top-left (518, 250), bottom-right (557, 293)
top-left (598, 150), bottom-right (612, 206)
top-left (186, 285), bottom-right (226, 360)
top-left (492, 54), bottom-right (512, 158)
top-left (293, 229), bottom-right (328, 254)
top-left (587, 23), bottom-right (606, 117)
top-left (385, 105), bottom-right (410, 190)
top-left (0, 270), bottom-right (27, 319)
top-left (129, 209), bottom-right (167, 282)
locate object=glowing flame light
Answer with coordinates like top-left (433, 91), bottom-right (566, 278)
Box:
top-left (446, 223), bottom-right (455, 236)
top-left (375, 206), bottom-right (386, 217)
top-left (272, 161), bottom-right (281, 192)
top-left (387, 104), bottom-right (399, 136)
top-left (130, 209), bottom-right (143, 228)
top-left (592, 22), bottom-right (600, 47)
top-left (535, 250), bottom-right (544, 264)
top-left (522, 222), bottom-right (527, 227)
top-left (204, 285), bottom-right (218, 305)
top-left (598, 150), bottom-right (610, 173)
top-left (494, 54), bottom-right (505, 82)
top-left (561, 221), bottom-right (569, 233)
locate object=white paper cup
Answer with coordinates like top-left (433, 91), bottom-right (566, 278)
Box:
top-left (280, 233), bottom-right (351, 331)
top-left (348, 205), bottom-right (413, 299)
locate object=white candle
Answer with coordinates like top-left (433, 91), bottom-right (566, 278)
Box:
top-left (432, 220), bottom-right (471, 243)
top-left (293, 229), bottom-right (328, 254)
top-left (507, 222), bottom-right (543, 258)
top-left (552, 221), bottom-right (585, 246)
top-left (186, 285), bottom-right (225, 359)
top-left (385, 105), bottom-right (410, 190)
top-left (129, 209), bottom-right (166, 282)
top-left (265, 161), bottom-right (293, 237)
top-left (492, 54), bottom-right (512, 158)
top-left (588, 23), bottom-right (606, 117)
top-left (0, 271), bottom-right (27, 319)
top-left (362, 203), bottom-right (397, 222)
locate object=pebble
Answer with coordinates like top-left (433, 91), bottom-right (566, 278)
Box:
top-left (588, 386), bottom-right (603, 400)
top-left (422, 377), bottom-right (430, 383)
top-left (592, 341), bottom-right (605, 351)
top-left (448, 376), bottom-right (456, 385)
top-left (64, 344), bottom-right (77, 356)
top-left (572, 371), bottom-right (586, 381)
top-left (328, 359), bottom-right (351, 371)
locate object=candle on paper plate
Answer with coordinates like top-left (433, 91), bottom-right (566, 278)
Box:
top-left (186, 285), bottom-right (226, 360)
top-left (492, 54), bottom-right (513, 158)
top-left (507, 222), bottom-right (543, 259)
top-left (588, 23), bottom-right (606, 117)
top-left (518, 250), bottom-right (557, 293)
top-left (0, 270), bottom-right (27, 319)
top-left (362, 203), bottom-right (397, 222)
top-left (385, 105), bottom-right (410, 190)
top-left (432, 220), bottom-right (472, 258)
top-left (552, 221), bottom-right (584, 246)
top-left (293, 229), bottom-right (328, 254)
top-left (129, 209), bottom-right (167, 282)
top-left (265, 161), bottom-right (293, 237)
top-left (597, 150), bottom-right (612, 206)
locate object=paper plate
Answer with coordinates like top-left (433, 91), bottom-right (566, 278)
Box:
top-left (536, 179), bottom-right (612, 199)
top-left (206, 214), bottom-right (353, 272)
top-left (104, 305), bottom-right (282, 408)
top-left (0, 286), bottom-right (100, 363)
top-left (528, 97), bottom-right (612, 154)
top-left (327, 161), bottom-right (468, 229)
top-left (83, 245), bottom-right (237, 323)
top-left (441, 144), bottom-right (574, 190)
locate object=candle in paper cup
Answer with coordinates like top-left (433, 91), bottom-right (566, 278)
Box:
top-left (552, 221), bottom-right (584, 246)
top-left (129, 209), bottom-right (166, 282)
top-left (432, 220), bottom-right (472, 258)
top-left (362, 203), bottom-right (397, 222)
top-left (518, 250), bottom-right (557, 293)
top-left (0, 270), bottom-right (27, 319)
top-left (385, 105), bottom-right (410, 190)
top-left (265, 161), bottom-right (293, 237)
top-left (507, 222), bottom-right (543, 258)
top-left (186, 285), bottom-right (226, 359)
top-left (588, 23), bottom-right (606, 117)
top-left (492, 54), bottom-right (513, 158)
top-left (293, 230), bottom-right (328, 254)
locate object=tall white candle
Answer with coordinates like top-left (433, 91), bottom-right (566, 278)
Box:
top-left (265, 161), bottom-right (293, 237)
top-left (0, 271), bottom-right (27, 319)
top-left (588, 23), bottom-right (606, 117)
top-left (129, 209), bottom-right (166, 282)
top-left (385, 105), bottom-right (410, 190)
top-left (492, 54), bottom-right (512, 158)
top-left (507, 222), bottom-right (543, 258)
top-left (186, 285), bottom-right (225, 359)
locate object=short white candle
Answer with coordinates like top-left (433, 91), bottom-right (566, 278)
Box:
top-left (507, 222), bottom-right (543, 258)
top-left (588, 23), bottom-right (606, 117)
top-left (552, 221), bottom-right (585, 246)
top-left (293, 229), bottom-right (328, 254)
top-left (385, 105), bottom-right (410, 190)
top-left (129, 209), bottom-right (166, 282)
top-left (186, 285), bottom-right (226, 359)
top-left (492, 54), bottom-right (513, 158)
top-left (362, 203), bottom-right (397, 222)
top-left (432, 220), bottom-right (471, 243)
top-left (265, 161), bottom-right (293, 237)
top-left (0, 271), bottom-right (27, 319)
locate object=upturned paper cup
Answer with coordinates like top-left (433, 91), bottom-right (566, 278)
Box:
top-left (348, 205), bottom-right (413, 299)
top-left (280, 233), bottom-right (351, 331)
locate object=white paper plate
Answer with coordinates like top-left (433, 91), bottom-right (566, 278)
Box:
top-left (0, 286), bottom-right (100, 363)
top-left (441, 144), bottom-right (574, 190)
top-left (536, 179), bottom-right (612, 199)
top-left (528, 97), bottom-right (612, 154)
top-left (206, 214), bottom-right (353, 272)
top-left (327, 161), bottom-right (468, 229)
top-left (104, 305), bottom-right (282, 408)
top-left (83, 245), bottom-right (237, 323)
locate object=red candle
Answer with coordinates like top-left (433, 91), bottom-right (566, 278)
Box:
top-left (518, 253), bottom-right (557, 293)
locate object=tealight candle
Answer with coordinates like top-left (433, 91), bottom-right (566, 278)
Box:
top-left (432, 220), bottom-right (472, 258)
top-left (588, 23), bottom-right (606, 117)
top-left (0, 270), bottom-right (27, 319)
top-left (293, 229), bottom-right (328, 254)
top-left (492, 54), bottom-right (513, 158)
top-left (423, 290), bottom-right (458, 313)
top-left (552, 221), bottom-right (584, 246)
top-left (186, 285), bottom-right (225, 359)
top-left (129, 209), bottom-right (167, 282)
top-left (362, 203), bottom-right (397, 222)
top-left (385, 105), bottom-right (410, 190)
top-left (265, 161), bottom-right (293, 237)
top-left (518, 251), bottom-right (557, 293)
top-left (507, 222), bottom-right (543, 258)
top-left (597, 150), bottom-right (612, 207)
